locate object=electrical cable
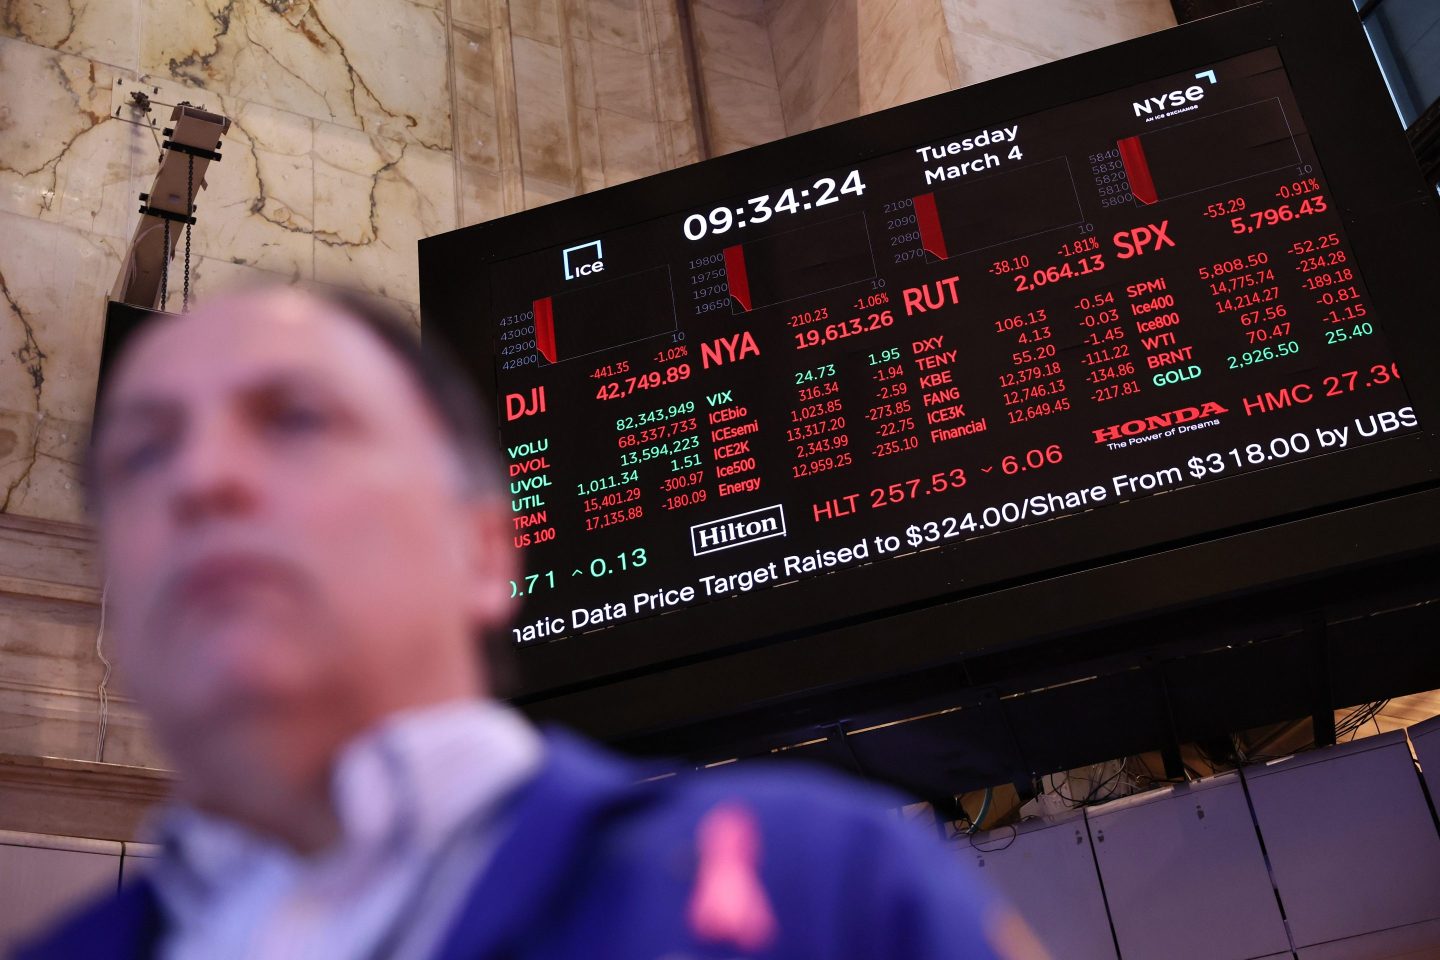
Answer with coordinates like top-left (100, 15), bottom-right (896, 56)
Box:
top-left (1336, 700), bottom-right (1389, 740)
top-left (961, 788), bottom-right (996, 834)
top-left (968, 787), bottom-right (992, 835)
top-left (968, 823), bottom-right (1016, 852)
top-left (94, 580), bottom-right (111, 762)
top-left (1048, 757), bottom-right (1131, 808)
top-left (1205, 703), bottom-right (1391, 771)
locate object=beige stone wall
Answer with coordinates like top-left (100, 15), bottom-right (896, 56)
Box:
top-left (0, 0), bottom-right (474, 784)
top-left (763, 0), bottom-right (955, 134)
top-left (0, 0), bottom-right (705, 785)
top-left (942, 0), bottom-right (1177, 87)
top-left (690, 0), bottom-right (1174, 147)
top-left (690, 0), bottom-right (784, 153)
top-left (691, 0), bottom-right (955, 150)
top-left (0, 0), bottom-right (703, 528)
top-left (1, 0), bottom-right (456, 532)
top-left (453, 0), bottom-right (700, 217)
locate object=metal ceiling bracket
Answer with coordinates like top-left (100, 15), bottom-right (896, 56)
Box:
top-left (112, 101), bottom-right (231, 310)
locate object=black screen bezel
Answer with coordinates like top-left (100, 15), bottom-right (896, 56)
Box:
top-left (420, 0), bottom-right (1440, 729)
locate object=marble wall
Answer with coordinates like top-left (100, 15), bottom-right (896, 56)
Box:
top-left (764, 0), bottom-right (958, 135)
top-left (453, 0), bottom-right (701, 218)
top-left (0, 0), bottom-right (708, 779)
top-left (1, 0), bottom-right (456, 533)
top-left (0, 0), bottom-right (472, 784)
top-left (941, 0), bottom-right (1178, 88)
top-left (0, 0), bottom-right (705, 529)
top-left (689, 0), bottom-right (785, 154)
top-left (691, 0), bottom-right (1174, 148)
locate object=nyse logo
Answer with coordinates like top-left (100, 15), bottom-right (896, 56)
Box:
top-left (1132, 69), bottom-right (1217, 118)
top-left (562, 240), bottom-right (605, 280)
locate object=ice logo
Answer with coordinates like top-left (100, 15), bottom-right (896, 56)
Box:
top-left (562, 240), bottom-right (604, 280)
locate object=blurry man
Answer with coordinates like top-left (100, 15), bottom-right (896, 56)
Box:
top-left (18, 286), bottom-right (1043, 959)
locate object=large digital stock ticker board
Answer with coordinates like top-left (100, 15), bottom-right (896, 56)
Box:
top-left (424, 30), bottom-right (1429, 676)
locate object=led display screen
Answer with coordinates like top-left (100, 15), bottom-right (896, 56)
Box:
top-left (421, 3), bottom-right (1440, 706)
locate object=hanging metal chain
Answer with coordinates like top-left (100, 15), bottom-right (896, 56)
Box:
top-left (183, 153), bottom-right (194, 312)
top-left (160, 218), bottom-right (170, 311)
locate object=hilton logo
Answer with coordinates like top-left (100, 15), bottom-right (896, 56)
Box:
top-left (691, 505), bottom-right (787, 556)
top-left (562, 240), bottom-right (604, 280)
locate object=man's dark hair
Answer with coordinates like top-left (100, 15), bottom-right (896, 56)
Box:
top-left (317, 291), bottom-right (519, 694)
top-left (321, 289), bottom-right (505, 496)
top-left (90, 287), bottom-right (505, 495)
top-left (321, 290), bottom-right (524, 690)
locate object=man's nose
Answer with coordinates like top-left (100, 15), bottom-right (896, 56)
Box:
top-left (168, 414), bottom-right (262, 526)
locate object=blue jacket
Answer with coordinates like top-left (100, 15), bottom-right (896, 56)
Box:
top-left (16, 733), bottom-right (1005, 959)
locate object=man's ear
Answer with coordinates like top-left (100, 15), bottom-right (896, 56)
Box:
top-left (464, 495), bottom-right (519, 630)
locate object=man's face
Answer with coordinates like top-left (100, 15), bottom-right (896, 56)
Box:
top-left (91, 290), bottom-right (513, 745)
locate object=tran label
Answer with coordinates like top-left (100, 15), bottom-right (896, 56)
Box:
top-left (562, 240), bottom-right (604, 280)
top-left (691, 505), bottom-right (787, 556)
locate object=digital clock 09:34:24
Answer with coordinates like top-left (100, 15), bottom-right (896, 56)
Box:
top-left (682, 170), bottom-right (867, 241)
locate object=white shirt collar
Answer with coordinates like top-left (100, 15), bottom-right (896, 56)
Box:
top-left (150, 699), bottom-right (544, 921)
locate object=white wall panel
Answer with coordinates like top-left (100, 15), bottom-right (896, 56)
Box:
top-left (957, 811), bottom-right (1117, 960)
top-left (120, 840), bottom-right (162, 885)
top-left (1087, 773), bottom-right (1291, 960)
top-left (0, 831), bottom-right (121, 952)
top-left (1295, 916), bottom-right (1440, 959)
top-left (1408, 713), bottom-right (1440, 809)
top-left (1244, 731), bottom-right (1440, 949)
